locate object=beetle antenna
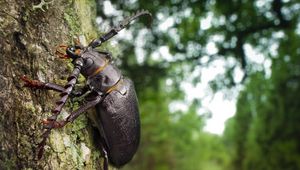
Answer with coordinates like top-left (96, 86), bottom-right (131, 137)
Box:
top-left (89, 9), bottom-right (152, 48)
top-left (37, 58), bottom-right (84, 159)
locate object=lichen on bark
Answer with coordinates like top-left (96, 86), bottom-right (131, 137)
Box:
top-left (0, 0), bottom-right (109, 169)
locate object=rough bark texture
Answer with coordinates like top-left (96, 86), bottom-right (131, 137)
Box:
top-left (0, 0), bottom-right (108, 169)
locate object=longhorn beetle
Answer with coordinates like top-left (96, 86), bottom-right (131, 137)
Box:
top-left (21, 10), bottom-right (152, 169)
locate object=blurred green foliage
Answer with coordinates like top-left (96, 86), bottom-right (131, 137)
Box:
top-left (96, 0), bottom-right (300, 169)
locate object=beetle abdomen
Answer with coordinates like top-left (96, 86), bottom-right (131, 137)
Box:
top-left (96, 78), bottom-right (140, 167)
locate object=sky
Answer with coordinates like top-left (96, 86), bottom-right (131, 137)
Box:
top-left (172, 58), bottom-right (242, 135)
top-left (155, 10), bottom-right (241, 135)
top-left (149, 7), bottom-right (272, 135)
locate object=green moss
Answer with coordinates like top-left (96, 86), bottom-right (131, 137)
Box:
top-left (0, 147), bottom-right (18, 169)
top-left (24, 101), bottom-right (36, 113)
top-left (63, 0), bottom-right (97, 41)
top-left (71, 115), bottom-right (88, 132)
top-left (39, 64), bottom-right (47, 75)
top-left (64, 11), bottom-right (81, 37)
top-left (66, 61), bottom-right (74, 72)
top-left (50, 130), bottom-right (66, 152)
top-left (73, 0), bottom-right (98, 40)
top-left (21, 8), bottom-right (30, 21)
top-left (0, 159), bottom-right (17, 170)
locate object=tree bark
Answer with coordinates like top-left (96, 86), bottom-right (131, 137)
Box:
top-left (0, 0), bottom-right (106, 169)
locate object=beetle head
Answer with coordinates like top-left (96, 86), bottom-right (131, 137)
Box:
top-left (66, 45), bottom-right (82, 59)
top-left (55, 44), bottom-right (83, 60)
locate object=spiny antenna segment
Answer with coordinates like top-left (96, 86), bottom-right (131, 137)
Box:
top-left (89, 9), bottom-right (152, 48)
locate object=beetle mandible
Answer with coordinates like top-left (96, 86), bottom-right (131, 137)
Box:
top-left (21, 10), bottom-right (152, 169)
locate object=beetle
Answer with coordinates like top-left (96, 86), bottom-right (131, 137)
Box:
top-left (21, 10), bottom-right (152, 169)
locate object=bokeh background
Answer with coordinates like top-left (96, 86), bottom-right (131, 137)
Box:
top-left (95, 0), bottom-right (300, 170)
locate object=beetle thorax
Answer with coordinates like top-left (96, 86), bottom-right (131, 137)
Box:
top-left (80, 49), bottom-right (122, 93)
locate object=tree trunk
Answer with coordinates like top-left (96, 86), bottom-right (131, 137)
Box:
top-left (0, 0), bottom-right (107, 169)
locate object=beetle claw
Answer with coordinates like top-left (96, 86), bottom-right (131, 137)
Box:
top-left (21, 75), bottom-right (45, 89)
top-left (42, 119), bottom-right (66, 129)
top-left (42, 119), bottom-right (52, 129)
top-left (42, 124), bottom-right (52, 129)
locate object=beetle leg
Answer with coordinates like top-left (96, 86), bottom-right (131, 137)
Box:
top-left (42, 119), bottom-right (66, 129)
top-left (21, 75), bottom-right (65, 92)
top-left (67, 93), bottom-right (102, 122)
top-left (42, 92), bottom-right (102, 129)
top-left (100, 144), bottom-right (109, 170)
top-left (70, 85), bottom-right (90, 98)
